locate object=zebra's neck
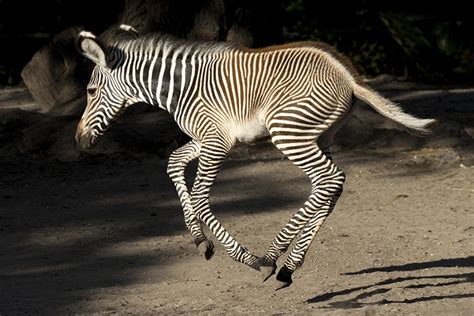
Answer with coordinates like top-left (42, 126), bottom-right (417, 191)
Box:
top-left (115, 37), bottom-right (219, 115)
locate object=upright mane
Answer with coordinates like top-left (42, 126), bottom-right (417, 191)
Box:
top-left (112, 33), bottom-right (234, 57)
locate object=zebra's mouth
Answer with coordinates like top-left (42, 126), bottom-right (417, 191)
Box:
top-left (75, 129), bottom-right (97, 151)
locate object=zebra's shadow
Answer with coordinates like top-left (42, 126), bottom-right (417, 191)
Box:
top-left (307, 256), bottom-right (474, 309)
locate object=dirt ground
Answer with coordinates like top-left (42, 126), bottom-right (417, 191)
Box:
top-left (0, 84), bottom-right (473, 314)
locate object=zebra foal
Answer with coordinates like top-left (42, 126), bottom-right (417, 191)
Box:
top-left (75, 27), bottom-right (434, 287)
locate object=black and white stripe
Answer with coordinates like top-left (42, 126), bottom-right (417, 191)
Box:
top-left (76, 32), bottom-right (435, 286)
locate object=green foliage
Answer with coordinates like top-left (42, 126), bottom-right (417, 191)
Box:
top-left (279, 0), bottom-right (473, 82)
top-left (379, 14), bottom-right (432, 74)
top-left (284, 0), bottom-right (304, 12)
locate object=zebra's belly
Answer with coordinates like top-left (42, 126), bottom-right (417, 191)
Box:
top-left (230, 116), bottom-right (269, 144)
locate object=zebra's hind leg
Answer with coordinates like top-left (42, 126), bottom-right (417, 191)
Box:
top-left (276, 136), bottom-right (344, 279)
top-left (167, 140), bottom-right (213, 260)
top-left (275, 135), bottom-right (344, 278)
top-left (276, 184), bottom-right (343, 286)
top-left (258, 137), bottom-right (345, 286)
top-left (190, 133), bottom-right (260, 270)
top-left (272, 126), bottom-right (345, 283)
top-left (257, 129), bottom-right (340, 282)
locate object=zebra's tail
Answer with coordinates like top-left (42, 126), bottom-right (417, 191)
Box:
top-left (353, 83), bottom-right (436, 135)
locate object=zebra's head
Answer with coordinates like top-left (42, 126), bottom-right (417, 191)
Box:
top-left (75, 27), bottom-right (138, 150)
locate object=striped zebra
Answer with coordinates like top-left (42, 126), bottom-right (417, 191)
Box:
top-left (75, 26), bottom-right (434, 287)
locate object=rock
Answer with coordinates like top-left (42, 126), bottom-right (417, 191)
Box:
top-left (464, 127), bottom-right (474, 140)
top-left (21, 27), bottom-right (91, 117)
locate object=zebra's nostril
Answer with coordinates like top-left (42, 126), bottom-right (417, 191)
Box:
top-left (75, 130), bottom-right (94, 151)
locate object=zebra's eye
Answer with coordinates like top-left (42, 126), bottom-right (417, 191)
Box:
top-left (87, 88), bottom-right (97, 95)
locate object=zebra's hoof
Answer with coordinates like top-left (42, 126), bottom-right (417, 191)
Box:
top-left (275, 266), bottom-right (293, 290)
top-left (257, 257), bottom-right (277, 282)
top-left (197, 239), bottom-right (214, 260)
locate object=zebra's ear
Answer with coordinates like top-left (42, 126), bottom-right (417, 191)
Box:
top-left (119, 24), bottom-right (139, 37)
top-left (77, 31), bottom-right (109, 68)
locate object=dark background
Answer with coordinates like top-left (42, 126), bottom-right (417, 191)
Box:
top-left (0, 0), bottom-right (473, 86)
top-left (0, 3), bottom-right (473, 313)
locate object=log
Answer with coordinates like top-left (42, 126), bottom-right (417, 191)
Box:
top-left (21, 27), bottom-right (91, 116)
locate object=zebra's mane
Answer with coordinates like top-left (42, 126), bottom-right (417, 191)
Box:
top-left (112, 33), bottom-right (234, 57)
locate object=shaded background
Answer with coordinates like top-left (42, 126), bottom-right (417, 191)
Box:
top-left (0, 0), bottom-right (472, 163)
top-left (0, 0), bottom-right (473, 86)
top-left (1, 1), bottom-right (473, 314)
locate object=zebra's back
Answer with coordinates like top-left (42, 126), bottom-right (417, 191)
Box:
top-left (179, 43), bottom-right (357, 142)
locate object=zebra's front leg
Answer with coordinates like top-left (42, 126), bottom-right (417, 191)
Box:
top-left (190, 135), bottom-right (260, 270)
top-left (167, 140), bottom-right (214, 260)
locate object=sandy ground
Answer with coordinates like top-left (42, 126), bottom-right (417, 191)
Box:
top-left (1, 82), bottom-right (473, 314)
top-left (0, 141), bottom-right (473, 314)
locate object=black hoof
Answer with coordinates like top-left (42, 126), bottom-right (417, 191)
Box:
top-left (196, 239), bottom-right (214, 260)
top-left (275, 266), bottom-right (293, 290)
top-left (257, 257), bottom-right (277, 282)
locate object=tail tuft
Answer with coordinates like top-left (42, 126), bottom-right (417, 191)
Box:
top-left (353, 84), bottom-right (436, 135)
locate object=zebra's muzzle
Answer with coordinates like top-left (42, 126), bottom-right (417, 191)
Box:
top-left (75, 128), bottom-right (95, 151)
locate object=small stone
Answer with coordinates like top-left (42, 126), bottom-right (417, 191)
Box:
top-left (396, 193), bottom-right (409, 199)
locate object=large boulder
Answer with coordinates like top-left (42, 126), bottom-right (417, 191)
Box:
top-left (21, 27), bottom-right (90, 117)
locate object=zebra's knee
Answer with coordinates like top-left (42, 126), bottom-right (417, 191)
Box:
top-left (166, 164), bottom-right (174, 179)
top-left (312, 168), bottom-right (345, 194)
top-left (335, 168), bottom-right (346, 185)
top-left (327, 167), bottom-right (345, 185)
top-left (166, 161), bottom-right (184, 180)
top-left (329, 169), bottom-right (345, 196)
